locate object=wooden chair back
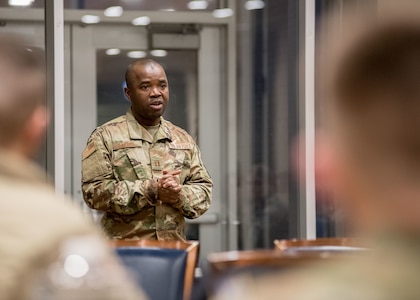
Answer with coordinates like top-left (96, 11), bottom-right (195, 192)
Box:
top-left (208, 250), bottom-right (329, 274)
top-left (109, 239), bottom-right (199, 300)
top-left (274, 237), bottom-right (367, 252)
top-left (207, 249), bottom-right (338, 295)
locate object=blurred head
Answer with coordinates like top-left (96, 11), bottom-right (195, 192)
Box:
top-left (124, 58), bottom-right (169, 126)
top-left (0, 33), bottom-right (47, 159)
top-left (317, 3), bottom-right (420, 234)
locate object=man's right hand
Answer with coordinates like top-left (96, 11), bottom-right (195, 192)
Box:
top-left (157, 170), bottom-right (182, 204)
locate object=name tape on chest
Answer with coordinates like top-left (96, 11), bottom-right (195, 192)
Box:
top-left (113, 141), bottom-right (141, 150)
top-left (169, 143), bottom-right (194, 150)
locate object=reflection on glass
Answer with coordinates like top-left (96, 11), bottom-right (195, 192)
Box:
top-left (236, 1), bottom-right (300, 250)
top-left (96, 49), bottom-right (198, 140)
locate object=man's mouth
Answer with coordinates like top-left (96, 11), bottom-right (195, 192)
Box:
top-left (150, 100), bottom-right (163, 109)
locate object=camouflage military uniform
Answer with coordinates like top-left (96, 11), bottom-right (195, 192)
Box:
top-left (0, 150), bottom-right (146, 300)
top-left (82, 109), bottom-right (213, 240)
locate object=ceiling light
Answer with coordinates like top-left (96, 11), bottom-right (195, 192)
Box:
top-left (131, 16), bottom-right (151, 26)
top-left (106, 48), bottom-right (120, 55)
top-left (150, 49), bottom-right (168, 57)
top-left (212, 8), bottom-right (234, 18)
top-left (8, 0), bottom-right (34, 6)
top-left (81, 15), bottom-right (101, 24)
top-left (187, 0), bottom-right (208, 10)
top-left (104, 6), bottom-right (123, 17)
top-left (245, 0), bottom-right (265, 10)
top-left (160, 8), bottom-right (176, 12)
top-left (127, 51), bottom-right (147, 58)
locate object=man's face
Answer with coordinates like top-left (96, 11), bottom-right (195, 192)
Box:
top-left (125, 63), bottom-right (169, 126)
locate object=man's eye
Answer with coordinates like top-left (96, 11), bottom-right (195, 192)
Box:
top-left (140, 86), bottom-right (149, 90)
top-left (160, 84), bottom-right (167, 89)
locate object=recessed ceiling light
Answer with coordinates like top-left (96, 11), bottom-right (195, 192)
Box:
top-left (187, 0), bottom-right (208, 10)
top-left (106, 48), bottom-right (121, 55)
top-left (81, 15), bottom-right (101, 24)
top-left (8, 0), bottom-right (34, 6)
top-left (150, 49), bottom-right (168, 57)
top-left (212, 8), bottom-right (234, 18)
top-left (104, 6), bottom-right (123, 17)
top-left (160, 8), bottom-right (176, 12)
top-left (131, 16), bottom-right (151, 26)
top-left (127, 51), bottom-right (147, 58)
top-left (245, 0), bottom-right (265, 10)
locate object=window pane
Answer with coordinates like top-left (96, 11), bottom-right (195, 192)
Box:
top-left (236, 0), bottom-right (301, 249)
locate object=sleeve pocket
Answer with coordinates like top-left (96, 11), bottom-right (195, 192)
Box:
top-left (82, 145), bottom-right (111, 182)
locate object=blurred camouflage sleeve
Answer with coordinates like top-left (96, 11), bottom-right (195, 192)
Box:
top-left (30, 235), bottom-right (148, 300)
top-left (81, 129), bottom-right (157, 215)
top-left (172, 144), bottom-right (212, 219)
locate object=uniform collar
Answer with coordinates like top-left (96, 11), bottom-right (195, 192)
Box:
top-left (126, 108), bottom-right (172, 143)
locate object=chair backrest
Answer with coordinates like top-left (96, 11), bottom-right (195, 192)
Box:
top-left (116, 247), bottom-right (186, 300)
top-left (274, 237), bottom-right (367, 253)
top-left (109, 239), bottom-right (199, 300)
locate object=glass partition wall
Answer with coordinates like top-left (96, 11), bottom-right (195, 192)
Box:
top-left (236, 0), bottom-right (301, 249)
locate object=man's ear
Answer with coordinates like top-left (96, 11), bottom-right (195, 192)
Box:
top-left (124, 87), bottom-right (131, 101)
top-left (21, 106), bottom-right (49, 158)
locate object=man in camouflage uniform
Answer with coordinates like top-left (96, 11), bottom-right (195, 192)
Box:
top-left (82, 58), bottom-right (212, 240)
top-left (213, 3), bottom-right (420, 300)
top-left (0, 33), bottom-right (145, 300)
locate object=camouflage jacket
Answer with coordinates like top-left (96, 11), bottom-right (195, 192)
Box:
top-left (81, 109), bottom-right (213, 240)
top-left (0, 150), bottom-right (146, 300)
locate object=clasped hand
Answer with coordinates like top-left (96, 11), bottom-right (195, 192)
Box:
top-left (157, 170), bottom-right (182, 204)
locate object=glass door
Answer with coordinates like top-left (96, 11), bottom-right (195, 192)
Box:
top-left (71, 23), bottom-right (225, 260)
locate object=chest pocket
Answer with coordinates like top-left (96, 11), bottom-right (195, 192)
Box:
top-left (168, 143), bottom-right (194, 181)
top-left (112, 146), bottom-right (150, 181)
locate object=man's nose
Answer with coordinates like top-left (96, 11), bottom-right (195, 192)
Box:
top-left (150, 86), bottom-right (161, 97)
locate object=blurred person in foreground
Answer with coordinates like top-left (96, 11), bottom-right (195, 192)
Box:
top-left (0, 33), bottom-right (146, 300)
top-left (214, 3), bottom-right (420, 300)
top-left (81, 58), bottom-right (212, 240)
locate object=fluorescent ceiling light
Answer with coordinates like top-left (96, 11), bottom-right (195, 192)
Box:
top-left (212, 8), bottom-right (234, 18)
top-left (131, 16), bottom-right (151, 26)
top-left (81, 15), bottom-right (101, 24)
top-left (9, 0), bottom-right (34, 6)
top-left (245, 0), bottom-right (265, 10)
top-left (150, 49), bottom-right (168, 57)
top-left (106, 48), bottom-right (121, 55)
top-left (160, 8), bottom-right (176, 12)
top-left (127, 51), bottom-right (147, 58)
top-left (104, 6), bottom-right (123, 17)
top-left (187, 0), bottom-right (208, 10)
